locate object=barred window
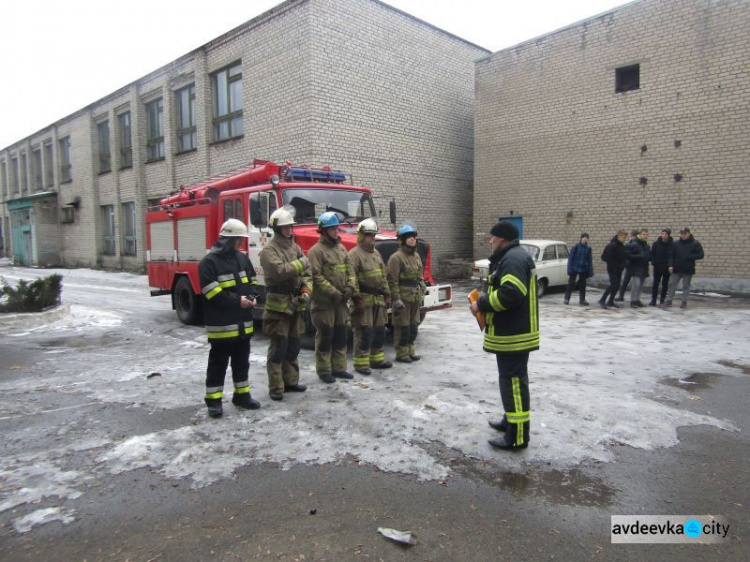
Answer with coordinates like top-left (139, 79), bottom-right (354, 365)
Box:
top-left (122, 201), bottom-right (137, 256)
top-left (176, 85), bottom-right (197, 152)
top-left (118, 112), bottom-right (133, 168)
top-left (146, 99), bottom-right (165, 161)
top-left (97, 121), bottom-right (111, 174)
top-left (101, 205), bottom-right (116, 255)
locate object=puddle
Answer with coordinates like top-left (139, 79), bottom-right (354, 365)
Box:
top-left (421, 441), bottom-right (616, 507)
top-left (717, 360), bottom-right (750, 375)
top-left (660, 372), bottom-right (719, 392)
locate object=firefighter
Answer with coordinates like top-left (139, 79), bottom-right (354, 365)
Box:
top-left (469, 221), bottom-right (539, 450)
top-left (259, 208), bottom-right (312, 401)
top-left (349, 218), bottom-right (393, 375)
top-left (307, 211), bottom-right (357, 383)
top-left (387, 224), bottom-right (426, 363)
top-left (199, 218), bottom-right (261, 418)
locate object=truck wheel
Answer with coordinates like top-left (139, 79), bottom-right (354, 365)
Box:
top-left (175, 276), bottom-right (203, 325)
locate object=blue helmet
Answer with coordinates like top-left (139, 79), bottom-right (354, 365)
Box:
top-left (397, 225), bottom-right (418, 240)
top-left (317, 211), bottom-right (341, 230)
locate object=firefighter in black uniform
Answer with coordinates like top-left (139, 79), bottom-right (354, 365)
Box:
top-left (199, 219), bottom-right (261, 418)
top-left (470, 221), bottom-right (539, 450)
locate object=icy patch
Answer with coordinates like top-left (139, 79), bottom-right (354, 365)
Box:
top-left (0, 458), bottom-right (86, 514)
top-left (12, 507), bottom-right (75, 533)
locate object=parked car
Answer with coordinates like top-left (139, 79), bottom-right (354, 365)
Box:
top-left (470, 240), bottom-right (570, 297)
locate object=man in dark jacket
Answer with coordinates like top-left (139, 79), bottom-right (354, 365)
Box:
top-left (469, 221), bottom-right (539, 451)
top-left (598, 230), bottom-right (628, 309)
top-left (625, 228), bottom-right (650, 308)
top-left (199, 219), bottom-right (261, 418)
top-left (564, 233), bottom-right (594, 306)
top-left (649, 228), bottom-right (674, 306)
top-left (662, 227), bottom-right (704, 309)
top-left (616, 230), bottom-right (639, 301)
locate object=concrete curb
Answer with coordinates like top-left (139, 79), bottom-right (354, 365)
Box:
top-left (0, 303), bottom-right (70, 332)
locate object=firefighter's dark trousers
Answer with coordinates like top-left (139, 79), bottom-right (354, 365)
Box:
top-left (263, 310), bottom-right (303, 394)
top-left (496, 352), bottom-right (530, 446)
top-left (352, 304), bottom-right (388, 368)
top-left (312, 302), bottom-right (350, 375)
top-left (205, 338), bottom-right (251, 400)
top-left (393, 299), bottom-right (420, 360)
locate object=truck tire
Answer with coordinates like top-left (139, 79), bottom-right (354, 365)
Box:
top-left (174, 276), bottom-right (203, 325)
top-left (537, 278), bottom-right (548, 298)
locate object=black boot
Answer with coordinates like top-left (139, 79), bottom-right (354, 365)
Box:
top-left (232, 393), bottom-right (261, 410)
top-left (355, 366), bottom-right (372, 375)
top-left (371, 361), bottom-right (393, 369)
top-left (608, 301), bottom-right (620, 308)
top-left (284, 384), bottom-right (307, 392)
top-left (409, 354), bottom-right (421, 361)
top-left (319, 373), bottom-right (336, 384)
top-left (488, 437), bottom-right (528, 450)
top-left (332, 370), bottom-right (354, 379)
top-left (488, 418), bottom-right (507, 432)
top-left (205, 398), bottom-right (223, 418)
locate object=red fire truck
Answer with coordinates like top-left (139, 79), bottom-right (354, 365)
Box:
top-left (146, 159), bottom-right (452, 326)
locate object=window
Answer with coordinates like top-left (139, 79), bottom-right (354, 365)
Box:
top-left (11, 157), bottom-right (19, 193)
top-left (101, 205), bottom-right (116, 255)
top-left (176, 85), bottom-right (197, 152)
top-left (121, 202), bottom-right (137, 256)
top-left (249, 192), bottom-right (277, 228)
top-left (118, 112), bottom-right (132, 168)
top-left (32, 148), bottom-right (43, 190)
top-left (212, 62), bottom-right (243, 141)
top-left (44, 141), bottom-right (54, 187)
top-left (146, 99), bottom-right (165, 161)
top-left (542, 245), bottom-right (556, 262)
top-left (223, 198), bottom-right (243, 222)
top-left (59, 137), bottom-right (72, 183)
top-left (555, 244), bottom-right (569, 259)
top-left (615, 64), bottom-right (640, 93)
top-left (1, 160), bottom-right (7, 197)
top-left (97, 121), bottom-right (111, 173)
top-left (20, 152), bottom-right (28, 192)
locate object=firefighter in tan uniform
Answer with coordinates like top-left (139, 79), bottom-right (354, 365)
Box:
top-left (349, 219), bottom-right (393, 375)
top-left (307, 212), bottom-right (357, 383)
top-left (259, 208), bottom-right (312, 401)
top-left (387, 225), bottom-right (426, 363)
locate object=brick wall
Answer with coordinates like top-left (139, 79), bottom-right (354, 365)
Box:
top-left (474, 0), bottom-right (750, 279)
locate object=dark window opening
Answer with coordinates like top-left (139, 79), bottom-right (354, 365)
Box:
top-left (615, 64), bottom-right (640, 93)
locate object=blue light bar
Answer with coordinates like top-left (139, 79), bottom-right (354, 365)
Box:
top-left (286, 167), bottom-right (346, 183)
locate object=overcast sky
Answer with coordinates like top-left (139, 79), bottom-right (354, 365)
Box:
top-left (0, 0), bottom-right (632, 149)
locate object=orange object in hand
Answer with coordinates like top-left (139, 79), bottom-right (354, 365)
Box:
top-left (468, 289), bottom-right (486, 331)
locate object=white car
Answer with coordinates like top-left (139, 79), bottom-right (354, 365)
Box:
top-left (470, 240), bottom-right (570, 297)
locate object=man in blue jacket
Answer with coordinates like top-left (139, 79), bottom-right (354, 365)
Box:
top-left (564, 233), bottom-right (594, 306)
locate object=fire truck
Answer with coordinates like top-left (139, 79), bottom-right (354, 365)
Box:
top-left (146, 159), bottom-right (452, 328)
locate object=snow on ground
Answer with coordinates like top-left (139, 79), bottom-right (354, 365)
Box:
top-left (1, 266), bottom-right (748, 531)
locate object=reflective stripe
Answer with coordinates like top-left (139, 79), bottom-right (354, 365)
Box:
top-left (202, 281), bottom-right (220, 295)
top-left (265, 301), bottom-right (288, 313)
top-left (483, 332), bottom-right (540, 352)
top-left (238, 270), bottom-right (248, 278)
top-left (250, 279), bottom-right (259, 285)
top-left (292, 259), bottom-right (304, 274)
top-left (208, 330), bottom-right (240, 339)
top-left (205, 286), bottom-right (222, 300)
top-left (500, 274), bottom-right (528, 297)
top-left (506, 411), bottom-right (530, 423)
top-left (244, 322), bottom-right (254, 335)
top-left (240, 276), bottom-right (249, 284)
top-left (235, 381), bottom-right (249, 389)
top-left (353, 355), bottom-right (370, 367)
top-left (206, 386), bottom-right (223, 394)
top-left (358, 269), bottom-right (384, 279)
top-left (370, 351), bottom-right (385, 363)
top-left (217, 274), bottom-right (235, 282)
top-left (219, 279), bottom-right (237, 288)
top-left (205, 390), bottom-right (223, 399)
top-left (324, 264), bottom-right (348, 273)
top-left (529, 276), bottom-right (539, 332)
top-left (489, 288), bottom-right (506, 312)
top-left (234, 385), bottom-right (250, 394)
top-left (207, 324), bottom-right (240, 333)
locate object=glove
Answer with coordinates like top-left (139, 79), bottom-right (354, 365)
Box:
top-left (393, 298), bottom-right (405, 310)
top-left (353, 294), bottom-right (365, 315)
top-left (384, 294), bottom-right (392, 309)
top-left (342, 286), bottom-right (354, 301)
top-left (298, 291), bottom-right (311, 304)
top-left (330, 290), bottom-right (343, 306)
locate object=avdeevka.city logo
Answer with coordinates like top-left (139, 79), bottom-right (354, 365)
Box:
top-left (611, 515), bottom-right (730, 544)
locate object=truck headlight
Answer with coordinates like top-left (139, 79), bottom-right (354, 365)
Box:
top-left (438, 286), bottom-right (451, 302)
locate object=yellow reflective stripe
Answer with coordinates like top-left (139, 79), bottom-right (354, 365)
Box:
top-left (512, 377), bottom-right (522, 413)
top-left (240, 276), bottom-right (249, 284)
top-left (205, 391), bottom-right (223, 399)
top-left (208, 331), bottom-right (240, 339)
top-left (506, 411), bottom-right (530, 423)
top-left (292, 259), bottom-right (304, 274)
top-left (358, 269), bottom-right (384, 279)
top-left (500, 274), bottom-right (528, 297)
top-left (360, 295), bottom-right (375, 307)
top-left (265, 301), bottom-right (288, 313)
top-left (244, 323), bottom-right (254, 335)
top-left (353, 355), bottom-right (370, 367)
top-left (205, 286), bottom-right (222, 300)
top-left (234, 385), bottom-right (250, 394)
top-left (324, 264), bottom-right (348, 273)
top-left (201, 281), bottom-right (219, 295)
top-left (370, 352), bottom-right (385, 362)
top-left (219, 279), bottom-right (237, 288)
top-left (488, 288), bottom-right (506, 312)
top-left (251, 280), bottom-right (259, 285)
top-left (529, 276), bottom-right (539, 331)
top-left (483, 333), bottom-right (540, 352)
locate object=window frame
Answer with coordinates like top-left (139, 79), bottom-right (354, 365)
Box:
top-left (101, 204), bottom-right (116, 255)
top-left (32, 147), bottom-right (43, 190)
top-left (43, 141), bottom-right (54, 187)
top-left (615, 64), bottom-right (640, 93)
top-left (121, 201), bottom-right (137, 256)
top-left (20, 152), bottom-right (28, 192)
top-left (175, 84), bottom-right (197, 153)
top-left (59, 137), bottom-right (72, 183)
top-left (118, 111), bottom-right (133, 169)
top-left (146, 98), bottom-right (165, 162)
top-left (212, 62), bottom-right (243, 142)
top-left (97, 120), bottom-right (111, 174)
top-left (0, 160), bottom-right (7, 197)
top-left (11, 156), bottom-right (19, 193)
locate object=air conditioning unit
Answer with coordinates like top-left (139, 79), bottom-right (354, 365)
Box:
top-left (61, 206), bottom-right (75, 224)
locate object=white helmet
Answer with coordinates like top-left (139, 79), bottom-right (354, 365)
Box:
top-left (270, 208), bottom-right (296, 228)
top-left (357, 218), bottom-right (379, 235)
top-left (219, 218), bottom-right (249, 238)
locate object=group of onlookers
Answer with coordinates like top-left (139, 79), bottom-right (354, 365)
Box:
top-left (564, 228), bottom-right (704, 309)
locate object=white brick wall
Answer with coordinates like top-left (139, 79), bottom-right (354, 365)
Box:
top-left (474, 0), bottom-right (750, 279)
